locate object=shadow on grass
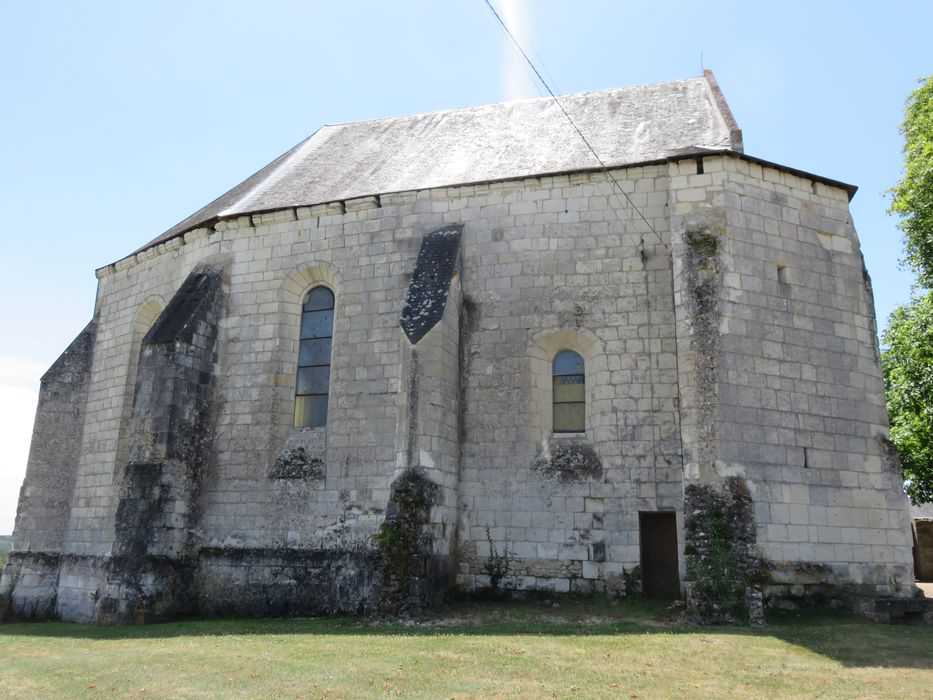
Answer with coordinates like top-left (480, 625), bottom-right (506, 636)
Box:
top-left (2, 599), bottom-right (931, 670)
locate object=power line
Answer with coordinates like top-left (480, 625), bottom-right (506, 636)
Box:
top-left (480, 0), bottom-right (665, 247)
top-left (480, 0), bottom-right (668, 464)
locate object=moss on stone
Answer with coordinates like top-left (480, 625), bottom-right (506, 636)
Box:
top-left (374, 468), bottom-right (439, 615)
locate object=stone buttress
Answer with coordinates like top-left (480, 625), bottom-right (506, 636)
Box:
top-left (380, 225), bottom-right (464, 611)
top-left (95, 266), bottom-right (224, 622)
top-left (0, 322), bottom-right (96, 620)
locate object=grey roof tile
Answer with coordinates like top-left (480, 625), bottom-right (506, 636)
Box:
top-left (139, 74), bottom-right (740, 253)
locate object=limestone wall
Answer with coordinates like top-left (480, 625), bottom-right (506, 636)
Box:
top-left (0, 323), bottom-right (96, 620)
top-left (671, 155), bottom-right (915, 603)
top-left (4, 152), bottom-right (917, 620)
top-left (11, 322), bottom-right (95, 554)
top-left (452, 166), bottom-right (682, 594)
top-left (45, 166), bottom-right (680, 605)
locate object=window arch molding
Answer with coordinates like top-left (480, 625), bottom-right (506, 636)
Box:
top-left (279, 262), bottom-right (341, 308)
top-left (134, 297), bottom-right (165, 338)
top-left (277, 263), bottom-right (342, 430)
top-left (113, 296), bottom-right (165, 480)
top-left (528, 329), bottom-right (604, 440)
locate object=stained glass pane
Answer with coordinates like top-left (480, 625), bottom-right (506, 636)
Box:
top-left (553, 350), bottom-right (584, 376)
top-left (300, 309), bottom-right (334, 339)
top-left (303, 287), bottom-right (334, 312)
top-left (296, 366), bottom-right (330, 395)
top-left (553, 402), bottom-right (585, 433)
top-left (554, 374), bottom-right (584, 385)
top-left (299, 338), bottom-right (332, 367)
top-left (294, 395), bottom-right (329, 428)
top-left (554, 382), bottom-right (585, 403)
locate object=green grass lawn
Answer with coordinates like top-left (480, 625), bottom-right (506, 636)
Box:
top-left (1, 599), bottom-right (931, 699)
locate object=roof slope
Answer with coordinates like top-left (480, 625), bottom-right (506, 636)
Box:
top-left (143, 73), bottom-right (741, 251)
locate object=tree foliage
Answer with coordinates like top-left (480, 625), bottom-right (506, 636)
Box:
top-left (884, 74), bottom-right (933, 504)
top-left (889, 75), bottom-right (933, 286)
top-left (882, 291), bottom-right (933, 504)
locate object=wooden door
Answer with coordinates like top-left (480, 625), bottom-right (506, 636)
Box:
top-left (639, 511), bottom-right (680, 599)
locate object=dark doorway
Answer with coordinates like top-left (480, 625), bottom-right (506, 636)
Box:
top-left (639, 511), bottom-right (680, 599)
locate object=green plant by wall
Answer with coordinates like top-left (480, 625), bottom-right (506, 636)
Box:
top-left (684, 478), bottom-right (761, 624)
top-left (482, 526), bottom-right (511, 592)
top-left (686, 507), bottom-right (745, 620)
top-left (373, 468), bottom-right (437, 614)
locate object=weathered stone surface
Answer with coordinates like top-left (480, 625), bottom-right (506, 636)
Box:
top-left (196, 548), bottom-right (376, 617)
top-left (684, 478), bottom-right (766, 624)
top-left (270, 447), bottom-right (325, 480)
top-left (400, 225), bottom-right (462, 344)
top-left (531, 440), bottom-right (603, 482)
top-left (1, 77), bottom-right (920, 624)
top-left (10, 323), bottom-right (95, 554)
top-left (100, 266), bottom-right (224, 623)
top-left (375, 468), bottom-right (450, 616)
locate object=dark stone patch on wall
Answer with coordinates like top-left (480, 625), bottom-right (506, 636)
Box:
top-left (879, 434), bottom-right (904, 474)
top-left (96, 556), bottom-right (193, 624)
top-left (855, 595), bottom-right (933, 624)
top-left (623, 565), bottom-right (643, 597)
top-left (458, 295), bottom-right (479, 444)
top-left (531, 440), bottom-right (603, 482)
top-left (0, 552), bottom-right (62, 621)
top-left (113, 461), bottom-right (169, 559)
top-left (101, 265), bottom-right (225, 623)
top-left (590, 541), bottom-right (606, 562)
top-left (374, 467), bottom-right (448, 615)
top-left (765, 560), bottom-right (929, 620)
top-left (144, 270), bottom-right (219, 344)
top-left (684, 477), bottom-right (766, 625)
top-left (400, 225), bottom-right (463, 344)
top-left (682, 224), bottom-right (723, 472)
top-left (196, 548), bottom-right (376, 617)
top-left (269, 447), bottom-right (325, 480)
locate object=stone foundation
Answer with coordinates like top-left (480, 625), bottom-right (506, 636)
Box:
top-left (196, 548), bottom-right (377, 617)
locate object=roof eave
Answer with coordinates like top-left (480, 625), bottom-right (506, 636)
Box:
top-left (103, 149), bottom-right (856, 273)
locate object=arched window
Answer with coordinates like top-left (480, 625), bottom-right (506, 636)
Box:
top-left (294, 286), bottom-right (334, 428)
top-left (552, 350), bottom-right (585, 433)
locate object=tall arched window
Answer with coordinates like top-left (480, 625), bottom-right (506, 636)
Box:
top-left (553, 350), bottom-right (585, 433)
top-left (294, 286), bottom-right (334, 428)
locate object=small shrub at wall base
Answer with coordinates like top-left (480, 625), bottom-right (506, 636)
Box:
top-left (483, 525), bottom-right (512, 594)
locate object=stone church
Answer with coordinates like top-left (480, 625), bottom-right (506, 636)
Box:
top-left (1, 72), bottom-right (922, 623)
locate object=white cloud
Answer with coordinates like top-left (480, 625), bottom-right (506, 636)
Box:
top-left (0, 356), bottom-right (44, 534)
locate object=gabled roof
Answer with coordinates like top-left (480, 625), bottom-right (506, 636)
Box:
top-left (140, 72), bottom-right (743, 253)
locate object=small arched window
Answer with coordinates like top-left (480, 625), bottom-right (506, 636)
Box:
top-left (553, 350), bottom-right (585, 433)
top-left (294, 286), bottom-right (334, 428)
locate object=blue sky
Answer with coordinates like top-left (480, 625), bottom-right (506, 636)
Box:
top-left (0, 1), bottom-right (930, 533)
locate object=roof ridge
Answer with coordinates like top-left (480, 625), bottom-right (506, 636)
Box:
top-left (129, 74), bottom-right (741, 259)
top-left (319, 76), bottom-right (707, 130)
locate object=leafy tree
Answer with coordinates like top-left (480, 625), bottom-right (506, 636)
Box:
top-left (889, 75), bottom-right (933, 286)
top-left (882, 291), bottom-right (933, 504)
top-left (884, 74), bottom-right (933, 504)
